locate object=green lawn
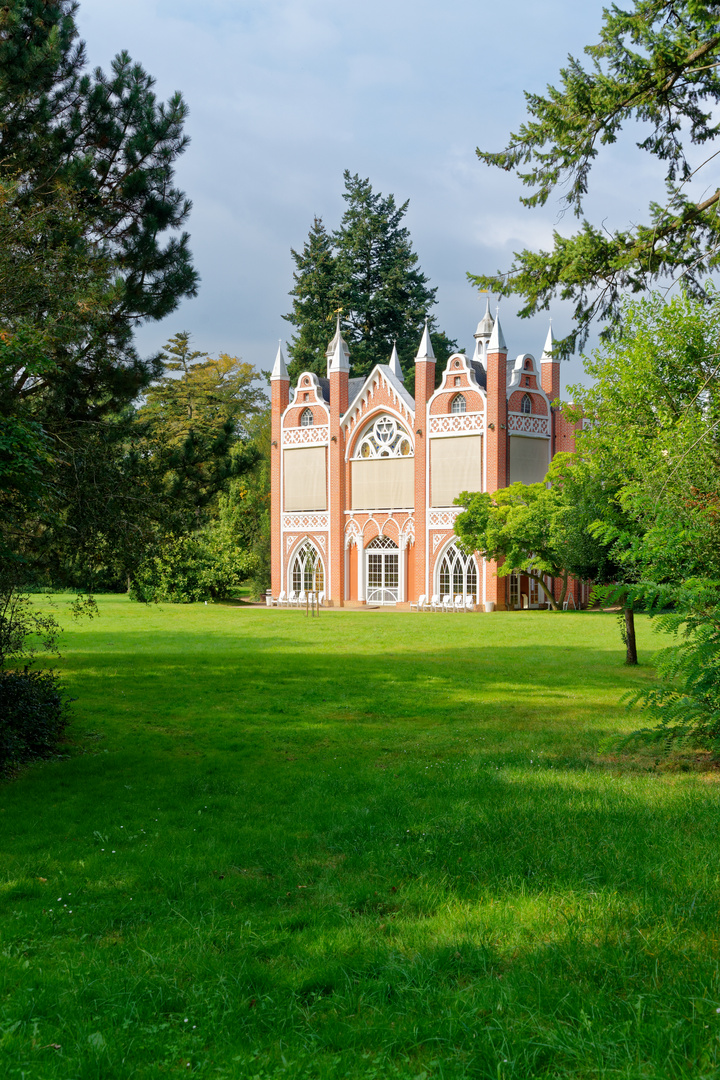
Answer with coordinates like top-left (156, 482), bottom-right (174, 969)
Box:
top-left (2, 598), bottom-right (720, 1079)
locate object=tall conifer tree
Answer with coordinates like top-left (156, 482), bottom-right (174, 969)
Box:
top-left (285, 172), bottom-right (456, 383)
top-left (284, 217), bottom-right (338, 381)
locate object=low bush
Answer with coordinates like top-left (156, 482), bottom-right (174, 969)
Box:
top-left (0, 667), bottom-right (70, 772)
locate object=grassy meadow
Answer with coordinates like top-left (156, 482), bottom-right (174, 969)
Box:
top-left (2, 598), bottom-right (720, 1079)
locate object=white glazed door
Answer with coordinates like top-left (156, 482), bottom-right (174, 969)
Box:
top-left (366, 550), bottom-right (399, 604)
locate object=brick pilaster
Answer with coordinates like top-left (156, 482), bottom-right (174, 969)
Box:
top-left (413, 358), bottom-right (435, 601)
top-left (328, 371), bottom-right (348, 606)
top-left (270, 375), bottom-right (289, 598)
top-left (485, 333), bottom-right (508, 609)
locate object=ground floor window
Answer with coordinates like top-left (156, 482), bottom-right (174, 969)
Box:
top-left (437, 544), bottom-right (478, 598)
top-left (290, 541), bottom-right (324, 594)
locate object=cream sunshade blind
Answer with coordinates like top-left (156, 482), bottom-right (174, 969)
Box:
top-left (351, 458), bottom-right (414, 510)
top-left (430, 435), bottom-right (482, 507)
top-left (283, 446), bottom-right (327, 511)
top-left (509, 436), bottom-right (549, 485)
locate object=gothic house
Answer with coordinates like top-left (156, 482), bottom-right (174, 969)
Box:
top-left (270, 305), bottom-right (585, 609)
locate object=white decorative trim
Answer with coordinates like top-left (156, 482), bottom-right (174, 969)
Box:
top-left (286, 534), bottom-right (298, 553)
top-left (282, 513), bottom-right (329, 531)
top-left (432, 532), bottom-right (447, 552)
top-left (507, 413), bottom-right (551, 437)
top-left (312, 533), bottom-right (327, 553)
top-left (282, 425), bottom-right (329, 446)
top-left (428, 508), bottom-right (462, 529)
top-left (428, 412), bottom-right (484, 436)
top-left (343, 368), bottom-right (415, 445)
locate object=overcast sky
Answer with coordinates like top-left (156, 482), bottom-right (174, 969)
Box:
top-left (76, 0), bottom-right (679, 391)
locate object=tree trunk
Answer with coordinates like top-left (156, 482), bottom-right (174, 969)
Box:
top-left (624, 606), bottom-right (638, 666)
top-left (526, 570), bottom-right (558, 610)
top-left (557, 570), bottom-right (569, 609)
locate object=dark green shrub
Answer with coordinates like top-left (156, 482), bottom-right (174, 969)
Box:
top-left (0, 668), bottom-right (70, 772)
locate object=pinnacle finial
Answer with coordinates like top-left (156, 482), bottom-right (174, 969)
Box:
top-left (541, 322), bottom-right (555, 362)
top-left (487, 312), bottom-right (507, 354)
top-left (388, 340), bottom-right (404, 381)
top-left (415, 318), bottom-right (435, 363)
top-left (271, 339), bottom-right (288, 381)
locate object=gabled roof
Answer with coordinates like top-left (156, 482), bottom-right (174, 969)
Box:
top-left (342, 363), bottom-right (415, 431)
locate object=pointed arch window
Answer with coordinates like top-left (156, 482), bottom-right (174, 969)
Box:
top-left (437, 544), bottom-right (478, 599)
top-left (300, 408), bottom-right (314, 427)
top-left (290, 541), bottom-right (324, 594)
top-left (520, 393), bottom-right (532, 415)
top-left (451, 394), bottom-right (466, 415)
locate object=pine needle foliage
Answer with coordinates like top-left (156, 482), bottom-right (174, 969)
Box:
top-left (285, 172), bottom-right (457, 382)
top-left (470, 1), bottom-right (720, 355)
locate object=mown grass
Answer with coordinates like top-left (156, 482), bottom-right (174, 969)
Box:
top-left (2, 598), bottom-right (720, 1079)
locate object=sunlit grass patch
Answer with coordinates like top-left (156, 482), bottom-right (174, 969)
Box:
top-left (2, 598), bottom-right (720, 1078)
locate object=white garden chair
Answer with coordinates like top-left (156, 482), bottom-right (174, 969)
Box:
top-left (297, 590), bottom-right (307, 609)
top-left (464, 595), bottom-right (475, 612)
top-left (429, 593), bottom-right (442, 612)
top-left (286, 589), bottom-right (297, 608)
top-left (454, 594), bottom-right (465, 613)
top-left (275, 590), bottom-right (287, 607)
top-left (317, 591), bottom-right (325, 607)
top-left (441, 594), bottom-right (453, 613)
top-left (410, 593), bottom-right (427, 612)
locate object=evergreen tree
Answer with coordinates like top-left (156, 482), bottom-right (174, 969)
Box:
top-left (0, 0), bottom-right (198, 423)
top-left (285, 172), bottom-right (457, 383)
top-left (284, 218), bottom-right (339, 381)
top-left (470, 0), bottom-right (720, 356)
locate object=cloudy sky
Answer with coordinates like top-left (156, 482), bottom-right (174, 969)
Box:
top-left (76, 0), bottom-right (675, 389)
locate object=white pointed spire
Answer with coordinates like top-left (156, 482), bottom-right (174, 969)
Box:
top-left (541, 323), bottom-right (555, 362)
top-left (415, 318), bottom-right (435, 363)
top-left (271, 339), bottom-right (288, 381)
top-left (487, 311), bottom-right (507, 354)
top-left (326, 315), bottom-right (350, 375)
top-left (388, 340), bottom-right (404, 381)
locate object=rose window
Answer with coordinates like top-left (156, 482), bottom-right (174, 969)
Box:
top-left (355, 415), bottom-right (412, 459)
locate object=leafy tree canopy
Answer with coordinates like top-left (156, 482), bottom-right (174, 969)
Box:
top-left (470, 0), bottom-right (720, 355)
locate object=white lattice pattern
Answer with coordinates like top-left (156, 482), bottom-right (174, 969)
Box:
top-left (507, 413), bottom-right (550, 437)
top-left (282, 425), bottom-right (329, 446)
top-left (432, 532), bottom-right (448, 552)
top-left (282, 513), bottom-right (329, 531)
top-left (428, 412), bottom-right (483, 435)
top-left (428, 508), bottom-right (461, 529)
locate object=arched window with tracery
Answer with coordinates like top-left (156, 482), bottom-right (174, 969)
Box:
top-left (451, 394), bottom-right (466, 414)
top-left (520, 393), bottom-right (532, 415)
top-left (290, 541), bottom-right (324, 594)
top-left (354, 415), bottom-right (412, 459)
top-left (300, 408), bottom-right (314, 427)
top-left (437, 543), bottom-right (478, 599)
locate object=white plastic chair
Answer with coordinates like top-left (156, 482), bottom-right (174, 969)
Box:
top-left (297, 590), bottom-right (307, 609)
top-left (275, 590), bottom-right (287, 607)
top-left (441, 594), bottom-right (453, 613)
top-left (429, 593), bottom-right (442, 612)
top-left (454, 594), bottom-right (465, 612)
top-left (465, 595), bottom-right (475, 613)
top-left (286, 590), bottom-right (297, 608)
top-left (410, 593), bottom-right (427, 612)
top-left (317, 591), bottom-right (325, 607)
